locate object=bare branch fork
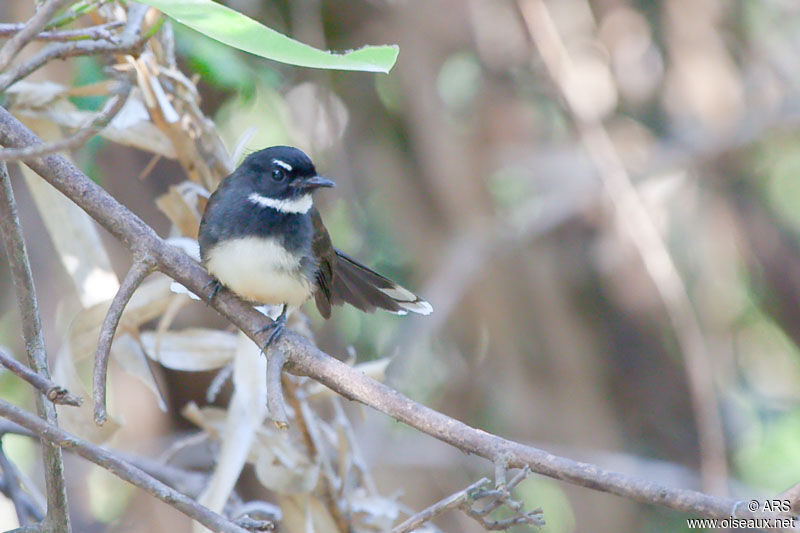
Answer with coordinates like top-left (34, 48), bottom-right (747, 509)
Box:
top-left (0, 107), bottom-right (785, 523)
top-left (0, 3), bottom-right (153, 93)
top-left (0, 0), bottom-right (75, 73)
top-left (0, 399), bottom-right (264, 533)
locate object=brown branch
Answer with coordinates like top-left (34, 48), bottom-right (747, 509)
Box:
top-left (0, 349), bottom-right (82, 407)
top-left (0, 105), bottom-right (780, 521)
top-left (0, 0), bottom-right (74, 72)
top-left (0, 399), bottom-right (259, 533)
top-left (93, 256), bottom-right (155, 425)
top-left (265, 349), bottom-right (289, 429)
top-left (0, 161), bottom-right (70, 531)
top-left (0, 81), bottom-right (132, 162)
top-left (0, 22), bottom-right (123, 42)
top-left (516, 0), bottom-right (728, 495)
top-left (393, 478), bottom-right (489, 533)
top-left (0, 4), bottom-right (150, 93)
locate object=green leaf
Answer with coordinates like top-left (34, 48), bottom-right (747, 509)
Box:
top-left (138, 0), bottom-right (399, 73)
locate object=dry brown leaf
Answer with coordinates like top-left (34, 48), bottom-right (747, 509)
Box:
top-left (14, 91), bottom-right (176, 158)
top-left (17, 134), bottom-right (119, 308)
top-left (253, 442), bottom-right (320, 495)
top-left (181, 403), bottom-right (228, 440)
top-left (110, 333), bottom-right (167, 412)
top-left (68, 276), bottom-right (176, 363)
top-left (155, 181), bottom-right (208, 238)
top-left (274, 495), bottom-right (339, 533)
top-left (141, 328), bottom-right (236, 371)
top-left (6, 80), bottom-right (67, 108)
top-left (154, 294), bottom-right (191, 357)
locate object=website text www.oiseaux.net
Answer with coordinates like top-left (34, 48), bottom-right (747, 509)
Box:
top-left (686, 517), bottom-right (796, 529)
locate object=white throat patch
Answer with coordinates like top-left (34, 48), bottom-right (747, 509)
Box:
top-left (248, 192), bottom-right (313, 214)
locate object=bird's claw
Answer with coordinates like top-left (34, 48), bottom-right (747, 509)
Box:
top-left (260, 321), bottom-right (285, 350)
top-left (257, 305), bottom-right (288, 352)
top-left (204, 279), bottom-right (221, 302)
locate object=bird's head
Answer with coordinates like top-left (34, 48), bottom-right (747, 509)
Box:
top-left (236, 146), bottom-right (335, 213)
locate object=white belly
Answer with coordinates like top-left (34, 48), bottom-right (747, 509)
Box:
top-left (205, 237), bottom-right (313, 306)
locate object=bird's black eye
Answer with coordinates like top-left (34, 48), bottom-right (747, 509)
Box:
top-left (271, 168), bottom-right (286, 182)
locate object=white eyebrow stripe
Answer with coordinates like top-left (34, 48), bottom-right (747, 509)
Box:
top-left (272, 159), bottom-right (293, 171)
top-left (248, 192), bottom-right (312, 214)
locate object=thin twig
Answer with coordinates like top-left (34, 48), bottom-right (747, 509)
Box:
top-left (392, 478), bottom-right (490, 533)
top-left (474, 466), bottom-right (532, 516)
top-left (0, 22), bottom-right (123, 42)
top-left (0, 161), bottom-right (71, 532)
top-left (93, 256), bottom-right (155, 425)
top-left (0, 399), bottom-right (257, 533)
top-left (0, 349), bottom-right (82, 406)
top-left (0, 81), bottom-right (132, 162)
top-left (0, 105), bottom-right (781, 520)
top-left (516, 0), bottom-right (728, 495)
top-left (0, 3), bottom-right (150, 93)
top-left (0, 438), bottom-right (44, 525)
top-left (0, 0), bottom-right (75, 72)
top-left (265, 348), bottom-right (289, 428)
top-left (395, 465), bottom-right (543, 531)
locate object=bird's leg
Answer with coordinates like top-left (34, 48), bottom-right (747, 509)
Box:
top-left (257, 304), bottom-right (288, 350)
top-left (204, 278), bottom-right (222, 302)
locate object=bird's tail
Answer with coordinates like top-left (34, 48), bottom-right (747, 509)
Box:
top-left (331, 250), bottom-right (432, 316)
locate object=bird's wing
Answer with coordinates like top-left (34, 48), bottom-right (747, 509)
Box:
top-left (311, 207), bottom-right (335, 318)
top-left (311, 208), bottom-right (432, 317)
top-left (331, 249), bottom-right (432, 316)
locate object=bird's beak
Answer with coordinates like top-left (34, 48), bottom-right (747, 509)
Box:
top-left (292, 175), bottom-right (336, 191)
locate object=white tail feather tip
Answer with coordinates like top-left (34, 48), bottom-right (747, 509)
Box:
top-left (400, 299), bottom-right (433, 316)
top-left (379, 285), bottom-right (433, 315)
top-left (380, 285), bottom-right (418, 302)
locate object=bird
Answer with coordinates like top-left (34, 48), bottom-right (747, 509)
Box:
top-left (198, 145), bottom-right (432, 347)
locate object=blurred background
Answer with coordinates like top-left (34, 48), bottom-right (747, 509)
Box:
top-left (3, 0), bottom-right (800, 531)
